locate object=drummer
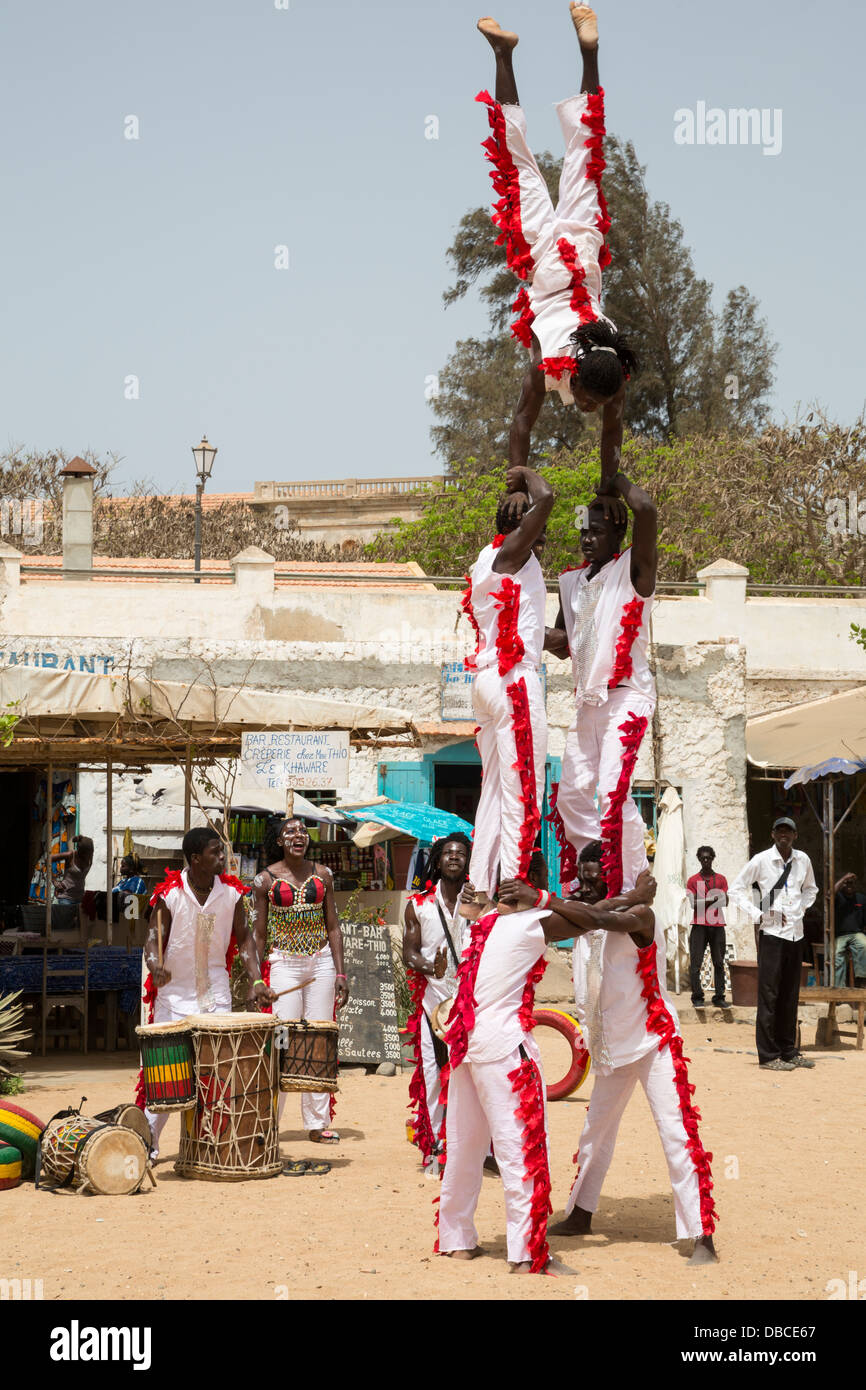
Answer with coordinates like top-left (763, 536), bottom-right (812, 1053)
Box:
top-left (140, 827), bottom-right (275, 1159)
top-left (252, 817), bottom-right (349, 1145)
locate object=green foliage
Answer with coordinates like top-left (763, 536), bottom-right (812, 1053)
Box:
top-left (851, 624), bottom-right (866, 653)
top-left (0, 1074), bottom-right (24, 1096)
top-left (0, 701), bottom-right (21, 748)
top-left (371, 413), bottom-right (866, 586)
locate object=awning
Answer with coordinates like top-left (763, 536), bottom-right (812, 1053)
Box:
top-left (745, 685), bottom-right (866, 770)
top-left (345, 801), bottom-right (474, 845)
top-left (0, 666), bottom-right (417, 765)
top-left (150, 766), bottom-right (346, 822)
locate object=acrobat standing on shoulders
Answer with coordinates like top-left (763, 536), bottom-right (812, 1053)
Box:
top-left (477, 6), bottom-right (637, 489)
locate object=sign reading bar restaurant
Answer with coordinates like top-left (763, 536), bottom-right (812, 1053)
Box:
top-left (240, 730), bottom-right (350, 789)
top-left (440, 661), bottom-right (547, 720)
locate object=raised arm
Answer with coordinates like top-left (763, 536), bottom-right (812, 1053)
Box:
top-left (610, 469), bottom-right (657, 598)
top-left (509, 362), bottom-right (546, 470)
top-left (494, 465), bottom-right (554, 575)
top-left (598, 388), bottom-right (626, 492)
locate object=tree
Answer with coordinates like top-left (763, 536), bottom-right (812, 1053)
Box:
top-left (432, 132), bottom-right (778, 459)
top-left (371, 413), bottom-right (866, 586)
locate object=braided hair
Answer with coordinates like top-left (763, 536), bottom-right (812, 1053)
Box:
top-left (569, 320), bottom-right (638, 401)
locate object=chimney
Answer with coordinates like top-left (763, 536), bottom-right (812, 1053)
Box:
top-left (59, 456), bottom-right (97, 579)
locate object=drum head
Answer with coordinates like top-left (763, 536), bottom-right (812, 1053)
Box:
top-left (79, 1127), bottom-right (148, 1195)
top-left (108, 1105), bottom-right (153, 1150)
top-left (186, 1012), bottom-right (277, 1031)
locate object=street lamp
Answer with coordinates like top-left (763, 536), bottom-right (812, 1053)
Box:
top-left (191, 434), bottom-right (217, 583)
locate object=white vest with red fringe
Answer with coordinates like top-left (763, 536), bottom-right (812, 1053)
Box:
top-left (559, 549), bottom-right (655, 709)
top-left (463, 540), bottom-right (547, 676)
top-left (150, 869), bottom-right (244, 1016)
top-left (411, 883), bottom-right (466, 1017)
top-left (446, 908), bottom-right (548, 1068)
top-left (573, 915), bottom-right (679, 1075)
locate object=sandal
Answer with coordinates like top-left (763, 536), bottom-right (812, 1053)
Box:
top-left (282, 1159), bottom-right (309, 1176)
top-left (305, 1160), bottom-right (332, 1176)
top-left (309, 1129), bottom-right (340, 1144)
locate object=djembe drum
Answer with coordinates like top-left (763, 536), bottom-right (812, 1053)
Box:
top-left (39, 1115), bottom-right (149, 1195)
top-left (136, 1020), bottom-right (196, 1112)
top-left (278, 1020), bottom-right (340, 1094)
top-left (176, 1013), bottom-right (281, 1181)
top-left (94, 1103), bottom-right (154, 1150)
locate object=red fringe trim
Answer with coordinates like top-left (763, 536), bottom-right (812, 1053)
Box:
top-left (491, 575), bottom-right (525, 676)
top-left (518, 955), bottom-right (547, 1033)
top-left (636, 941), bottom-right (718, 1236)
top-left (557, 237), bottom-right (596, 324)
top-left (546, 781), bottom-right (577, 889)
top-left (435, 1060), bottom-right (450, 1172)
top-left (511, 286), bottom-right (536, 348)
top-left (492, 534), bottom-right (505, 549)
top-left (149, 867), bottom-right (183, 907)
top-left (475, 90), bottom-right (534, 282)
top-left (219, 872), bottom-right (250, 896)
top-left (507, 1054), bottom-right (552, 1272)
top-left (506, 677), bottom-right (541, 881)
top-left (599, 713), bottom-right (649, 899)
top-left (539, 354), bottom-right (577, 381)
top-left (580, 88), bottom-right (612, 264)
top-left (406, 968), bottom-right (437, 1164)
top-left (411, 882), bottom-right (436, 908)
top-left (461, 573), bottom-right (482, 673)
top-left (608, 596), bottom-right (645, 690)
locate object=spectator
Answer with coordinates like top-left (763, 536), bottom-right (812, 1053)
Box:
top-left (686, 846), bottom-right (729, 1008)
top-left (833, 873), bottom-right (866, 987)
top-left (50, 834), bottom-right (94, 934)
top-left (728, 817), bottom-right (818, 1072)
top-left (115, 855), bottom-right (146, 898)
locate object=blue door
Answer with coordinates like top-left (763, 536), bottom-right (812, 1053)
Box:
top-left (377, 761), bottom-right (433, 803)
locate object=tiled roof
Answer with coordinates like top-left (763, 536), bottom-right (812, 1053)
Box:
top-left (18, 555), bottom-right (431, 590)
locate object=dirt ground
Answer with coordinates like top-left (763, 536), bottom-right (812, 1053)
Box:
top-left (4, 1009), bottom-right (864, 1303)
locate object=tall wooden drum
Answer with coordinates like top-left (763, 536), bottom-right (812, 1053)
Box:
top-left (176, 1013), bottom-right (281, 1181)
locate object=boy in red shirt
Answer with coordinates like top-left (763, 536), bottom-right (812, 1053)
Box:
top-left (687, 846), bottom-right (729, 1008)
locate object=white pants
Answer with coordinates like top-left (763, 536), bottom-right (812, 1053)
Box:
top-left (438, 1037), bottom-right (550, 1267)
top-left (556, 689), bottom-right (653, 895)
top-left (271, 947), bottom-right (336, 1133)
top-left (566, 1045), bottom-right (709, 1240)
top-left (468, 665), bottom-right (547, 896)
top-left (419, 1010), bottom-right (446, 1142)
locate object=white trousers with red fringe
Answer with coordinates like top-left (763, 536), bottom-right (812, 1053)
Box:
top-left (437, 1035), bottom-right (550, 1268)
top-left (555, 689), bottom-right (654, 894)
top-left (468, 665), bottom-right (547, 896)
top-left (565, 1044), bottom-right (709, 1240)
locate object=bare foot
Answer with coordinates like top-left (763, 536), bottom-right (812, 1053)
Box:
top-left (689, 1235), bottom-right (719, 1265)
top-left (570, 3), bottom-right (598, 49)
top-left (477, 16), bottom-right (519, 51)
top-left (442, 1247), bottom-right (484, 1260)
top-left (549, 1206), bottom-right (592, 1236)
top-left (508, 1259), bottom-right (533, 1273)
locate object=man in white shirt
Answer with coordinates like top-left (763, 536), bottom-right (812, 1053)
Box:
top-left (728, 817), bottom-right (818, 1072)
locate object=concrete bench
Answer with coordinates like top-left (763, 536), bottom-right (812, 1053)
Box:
top-left (800, 986), bottom-right (866, 1050)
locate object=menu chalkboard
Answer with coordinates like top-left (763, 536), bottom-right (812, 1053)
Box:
top-left (338, 919), bottom-right (402, 1066)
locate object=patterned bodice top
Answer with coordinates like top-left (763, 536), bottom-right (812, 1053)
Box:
top-left (266, 872), bottom-right (328, 956)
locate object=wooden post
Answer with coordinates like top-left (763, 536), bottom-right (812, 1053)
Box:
top-left (828, 779), bottom-right (836, 988)
top-left (183, 743), bottom-right (192, 833)
top-left (45, 754), bottom-right (53, 939)
top-left (286, 786), bottom-right (294, 820)
top-left (106, 751), bottom-right (113, 946)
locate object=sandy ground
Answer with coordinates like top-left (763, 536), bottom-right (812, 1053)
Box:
top-left (4, 1008), bottom-right (864, 1303)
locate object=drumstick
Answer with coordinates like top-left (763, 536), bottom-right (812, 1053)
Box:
top-left (269, 978), bottom-right (315, 1003)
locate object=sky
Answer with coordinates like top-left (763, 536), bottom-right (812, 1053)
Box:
top-left (1, 0), bottom-right (864, 495)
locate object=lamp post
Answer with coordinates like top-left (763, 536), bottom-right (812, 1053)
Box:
top-left (191, 434), bottom-right (217, 583)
